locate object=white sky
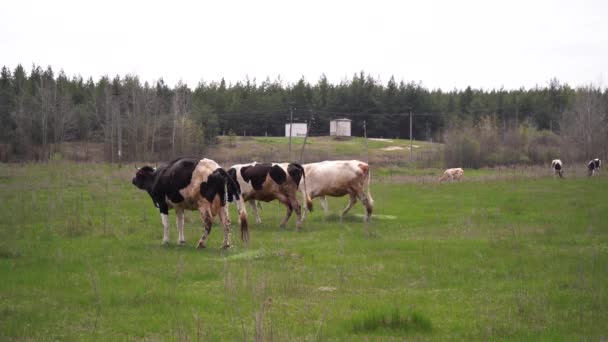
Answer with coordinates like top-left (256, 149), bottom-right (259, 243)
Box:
top-left (1, 0), bottom-right (607, 90)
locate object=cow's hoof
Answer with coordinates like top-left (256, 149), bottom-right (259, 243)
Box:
top-left (221, 244), bottom-right (231, 250)
top-left (161, 240), bottom-right (170, 246)
top-left (178, 240), bottom-right (186, 246)
top-left (197, 241), bottom-right (206, 249)
top-left (255, 219), bottom-right (262, 224)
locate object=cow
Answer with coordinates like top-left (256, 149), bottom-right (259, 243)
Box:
top-left (299, 160), bottom-right (374, 222)
top-left (439, 168), bottom-right (464, 183)
top-left (588, 158), bottom-right (601, 176)
top-left (551, 159), bottom-right (563, 178)
top-left (132, 157), bottom-right (248, 248)
top-left (227, 162), bottom-right (312, 230)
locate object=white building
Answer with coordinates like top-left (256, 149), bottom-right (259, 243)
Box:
top-left (330, 118), bottom-right (352, 136)
top-left (285, 123), bottom-right (308, 137)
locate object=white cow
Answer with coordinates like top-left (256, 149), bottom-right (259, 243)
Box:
top-left (300, 160), bottom-right (374, 222)
top-left (551, 159), bottom-right (563, 178)
top-left (439, 168), bottom-right (464, 183)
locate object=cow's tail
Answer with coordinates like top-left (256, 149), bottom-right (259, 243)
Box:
top-left (236, 195), bottom-right (249, 243)
top-left (366, 167), bottom-right (374, 206)
top-left (301, 167), bottom-right (313, 212)
top-left (222, 168), bottom-right (249, 243)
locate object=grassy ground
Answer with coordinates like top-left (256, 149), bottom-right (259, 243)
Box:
top-left (1, 162), bottom-right (607, 340)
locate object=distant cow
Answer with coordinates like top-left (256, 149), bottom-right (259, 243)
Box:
top-left (439, 168), bottom-right (464, 183)
top-left (588, 158), bottom-right (601, 176)
top-left (132, 158), bottom-right (248, 248)
top-left (551, 159), bottom-right (563, 178)
top-left (300, 160), bottom-right (374, 222)
top-left (227, 162), bottom-right (312, 230)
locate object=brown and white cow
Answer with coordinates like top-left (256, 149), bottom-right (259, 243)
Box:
top-left (227, 162), bottom-right (312, 230)
top-left (299, 160), bottom-right (374, 222)
top-left (439, 168), bottom-right (464, 183)
top-left (132, 157), bottom-right (248, 248)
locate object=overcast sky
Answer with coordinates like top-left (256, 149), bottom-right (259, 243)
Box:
top-left (2, 0), bottom-right (607, 90)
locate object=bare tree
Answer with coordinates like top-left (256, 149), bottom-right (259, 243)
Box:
top-left (561, 85), bottom-right (607, 161)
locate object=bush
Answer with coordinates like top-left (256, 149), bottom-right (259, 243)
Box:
top-left (444, 117), bottom-right (563, 168)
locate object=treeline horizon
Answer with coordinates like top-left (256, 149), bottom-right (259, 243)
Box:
top-left (0, 64), bottom-right (606, 163)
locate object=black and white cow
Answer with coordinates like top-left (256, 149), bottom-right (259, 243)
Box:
top-left (551, 159), bottom-right (563, 178)
top-left (132, 157), bottom-right (248, 248)
top-left (227, 162), bottom-right (312, 230)
top-left (588, 158), bottom-right (601, 176)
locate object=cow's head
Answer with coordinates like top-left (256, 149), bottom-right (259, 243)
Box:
top-left (132, 166), bottom-right (156, 190)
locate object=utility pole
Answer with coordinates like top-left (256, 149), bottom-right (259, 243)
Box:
top-left (118, 101), bottom-right (123, 168)
top-left (363, 120), bottom-right (369, 163)
top-left (299, 111), bottom-right (313, 162)
top-left (409, 110), bottom-right (413, 162)
top-left (288, 106), bottom-right (294, 160)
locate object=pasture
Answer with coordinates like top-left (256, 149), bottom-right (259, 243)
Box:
top-left (1, 162), bottom-right (607, 340)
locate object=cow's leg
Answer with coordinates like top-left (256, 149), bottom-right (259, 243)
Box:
top-left (358, 191), bottom-right (373, 222)
top-left (175, 208), bottom-right (185, 245)
top-left (249, 199), bottom-right (262, 224)
top-left (320, 196), bottom-right (330, 216)
top-left (197, 208), bottom-right (213, 249)
top-left (160, 213), bottom-right (170, 245)
top-left (340, 194), bottom-right (358, 217)
top-left (302, 196), bottom-right (316, 221)
top-left (289, 197), bottom-right (303, 230)
top-left (277, 195), bottom-right (293, 229)
top-left (219, 205), bottom-right (232, 249)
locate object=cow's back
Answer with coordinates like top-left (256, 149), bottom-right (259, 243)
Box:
top-left (304, 160), bottom-right (367, 197)
top-left (170, 158), bottom-right (220, 210)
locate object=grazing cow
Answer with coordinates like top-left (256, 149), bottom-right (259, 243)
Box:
top-left (300, 160), bottom-right (374, 222)
top-left (588, 158), bottom-right (601, 176)
top-left (439, 168), bottom-right (464, 183)
top-left (227, 162), bottom-right (312, 230)
top-left (132, 158), bottom-right (248, 248)
top-left (551, 159), bottom-right (563, 178)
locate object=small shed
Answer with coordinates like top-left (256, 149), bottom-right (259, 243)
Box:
top-left (330, 118), bottom-right (352, 136)
top-left (285, 123), bottom-right (308, 137)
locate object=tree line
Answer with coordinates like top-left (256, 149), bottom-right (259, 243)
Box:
top-left (0, 65), bottom-right (606, 164)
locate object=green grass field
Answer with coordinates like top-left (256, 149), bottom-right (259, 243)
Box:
top-left (1, 162), bottom-right (607, 340)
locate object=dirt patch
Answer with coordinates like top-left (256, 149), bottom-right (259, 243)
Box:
top-left (381, 146), bottom-right (405, 151)
top-left (318, 286), bottom-right (336, 292)
top-left (369, 138), bottom-right (394, 142)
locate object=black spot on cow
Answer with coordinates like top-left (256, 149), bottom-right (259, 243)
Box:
top-left (226, 168), bottom-right (241, 202)
top-left (269, 165), bottom-right (287, 184)
top-left (287, 163), bottom-right (304, 185)
top-left (554, 163), bottom-right (561, 171)
top-left (241, 163), bottom-right (287, 190)
top-left (200, 169), bottom-right (227, 205)
top-left (200, 168), bottom-right (242, 205)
